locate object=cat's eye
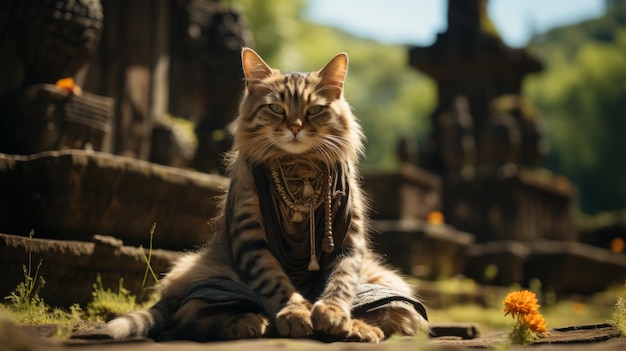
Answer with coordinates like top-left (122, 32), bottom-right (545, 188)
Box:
top-left (268, 104), bottom-right (285, 114)
top-left (306, 105), bottom-right (324, 116)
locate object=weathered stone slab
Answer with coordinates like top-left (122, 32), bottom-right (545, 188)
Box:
top-left (0, 150), bottom-right (228, 250)
top-left (0, 233), bottom-right (180, 307)
top-left (429, 322), bottom-right (480, 339)
top-left (465, 240), bottom-right (626, 293)
top-left (372, 220), bottom-right (474, 279)
top-left (363, 164), bottom-right (442, 221)
top-left (444, 171), bottom-right (576, 243)
top-left (534, 323), bottom-right (622, 345)
top-left (0, 85), bottom-right (113, 155)
top-left (464, 241), bottom-right (530, 286)
top-left (525, 241), bottom-right (626, 294)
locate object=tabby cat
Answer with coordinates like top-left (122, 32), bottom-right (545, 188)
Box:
top-left (106, 48), bottom-right (429, 343)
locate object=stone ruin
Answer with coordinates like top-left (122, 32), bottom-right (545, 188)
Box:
top-left (401, 0), bottom-right (625, 291)
top-left (0, 0), bottom-right (245, 306)
top-left (0, 0), bottom-right (624, 307)
top-left (365, 0), bottom-right (625, 295)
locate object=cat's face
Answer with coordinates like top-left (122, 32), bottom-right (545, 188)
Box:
top-left (233, 48), bottom-right (363, 165)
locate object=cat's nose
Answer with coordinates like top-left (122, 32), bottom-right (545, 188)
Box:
top-left (289, 125), bottom-right (302, 136)
top-left (289, 120), bottom-right (303, 136)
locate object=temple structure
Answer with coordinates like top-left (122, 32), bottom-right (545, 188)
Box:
top-left (408, 0), bottom-right (575, 243)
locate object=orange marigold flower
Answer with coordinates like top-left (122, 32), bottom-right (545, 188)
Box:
top-left (427, 211), bottom-right (445, 225)
top-left (522, 311), bottom-right (548, 334)
top-left (55, 77), bottom-right (82, 95)
top-left (503, 290), bottom-right (540, 318)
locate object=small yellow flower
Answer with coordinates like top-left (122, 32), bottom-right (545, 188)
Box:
top-left (503, 290), bottom-right (540, 318)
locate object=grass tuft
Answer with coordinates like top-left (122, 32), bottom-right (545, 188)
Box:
top-left (85, 274), bottom-right (139, 322)
top-left (0, 231), bottom-right (84, 338)
top-left (139, 223), bottom-right (160, 300)
top-left (1, 226), bottom-right (162, 338)
top-left (609, 281), bottom-right (626, 336)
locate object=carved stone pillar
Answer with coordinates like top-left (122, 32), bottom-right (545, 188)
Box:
top-left (0, 0), bottom-right (112, 154)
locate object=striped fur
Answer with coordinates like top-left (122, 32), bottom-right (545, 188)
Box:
top-left (106, 48), bottom-right (428, 342)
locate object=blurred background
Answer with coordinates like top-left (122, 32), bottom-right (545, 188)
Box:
top-left (235, 0), bottom-right (624, 216)
top-left (1, 0), bottom-right (623, 214)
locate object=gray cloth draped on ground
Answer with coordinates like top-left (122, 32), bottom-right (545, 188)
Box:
top-left (181, 277), bottom-right (428, 323)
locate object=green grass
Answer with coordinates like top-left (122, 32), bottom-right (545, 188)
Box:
top-left (610, 282), bottom-right (626, 336)
top-left (425, 278), bottom-right (618, 333)
top-left (0, 227), bottom-right (161, 337)
top-left (86, 275), bottom-right (145, 322)
top-left (0, 231), bottom-right (84, 338)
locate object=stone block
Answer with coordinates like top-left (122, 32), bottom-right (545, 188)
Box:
top-left (525, 241), bottom-right (626, 294)
top-left (0, 85), bottom-right (113, 155)
top-left (464, 240), bottom-right (529, 286)
top-left (0, 233), bottom-right (180, 307)
top-left (371, 220), bottom-right (474, 279)
top-left (363, 165), bottom-right (442, 221)
top-left (444, 170), bottom-right (576, 242)
top-left (0, 150), bottom-right (228, 250)
top-left (465, 240), bottom-right (626, 293)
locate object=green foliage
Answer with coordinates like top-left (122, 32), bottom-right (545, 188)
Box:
top-left (4, 260), bottom-right (46, 316)
top-left (506, 322), bottom-right (538, 345)
top-left (225, 0), bottom-right (306, 65)
top-left (139, 223), bottom-right (160, 300)
top-left (1, 231), bottom-right (83, 338)
top-left (86, 275), bottom-right (140, 322)
top-left (87, 224), bottom-right (161, 321)
top-left (1, 227), bottom-right (161, 334)
top-left (88, 224), bottom-right (161, 321)
top-left (527, 4), bottom-right (626, 212)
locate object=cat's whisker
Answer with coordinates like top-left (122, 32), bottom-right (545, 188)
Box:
top-left (314, 143), bottom-right (343, 166)
top-left (237, 133), bottom-right (280, 162)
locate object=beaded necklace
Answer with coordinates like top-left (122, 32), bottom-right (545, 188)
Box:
top-left (269, 160), bottom-right (335, 271)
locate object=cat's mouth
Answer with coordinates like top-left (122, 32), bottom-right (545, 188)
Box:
top-left (281, 138), bottom-right (311, 154)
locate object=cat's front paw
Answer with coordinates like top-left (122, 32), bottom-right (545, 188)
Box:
top-left (275, 303), bottom-right (313, 338)
top-left (310, 302), bottom-right (351, 337)
top-left (222, 313), bottom-right (270, 340)
top-left (346, 319), bottom-right (384, 343)
top-left (311, 302), bottom-right (383, 342)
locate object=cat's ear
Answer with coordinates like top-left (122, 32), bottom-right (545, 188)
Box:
top-left (242, 48), bottom-right (273, 84)
top-left (318, 52), bottom-right (348, 100)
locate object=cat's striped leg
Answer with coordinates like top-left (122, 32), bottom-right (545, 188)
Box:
top-left (310, 234), bottom-right (384, 342)
top-left (227, 186), bottom-right (314, 338)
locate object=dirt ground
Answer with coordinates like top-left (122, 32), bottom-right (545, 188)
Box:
top-left (1, 320), bottom-right (624, 351)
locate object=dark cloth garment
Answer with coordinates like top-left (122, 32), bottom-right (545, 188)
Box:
top-left (181, 277), bottom-right (428, 324)
top-left (250, 162), bottom-right (352, 288)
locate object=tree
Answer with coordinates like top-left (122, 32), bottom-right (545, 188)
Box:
top-left (526, 4), bottom-right (626, 213)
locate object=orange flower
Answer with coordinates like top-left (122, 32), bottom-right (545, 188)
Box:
top-left (522, 311), bottom-right (548, 334)
top-left (427, 211), bottom-right (445, 225)
top-left (55, 77), bottom-right (82, 95)
top-left (503, 290), bottom-right (540, 318)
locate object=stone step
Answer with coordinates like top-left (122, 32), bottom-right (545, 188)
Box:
top-left (0, 233), bottom-right (180, 307)
top-left (0, 149), bottom-right (228, 250)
